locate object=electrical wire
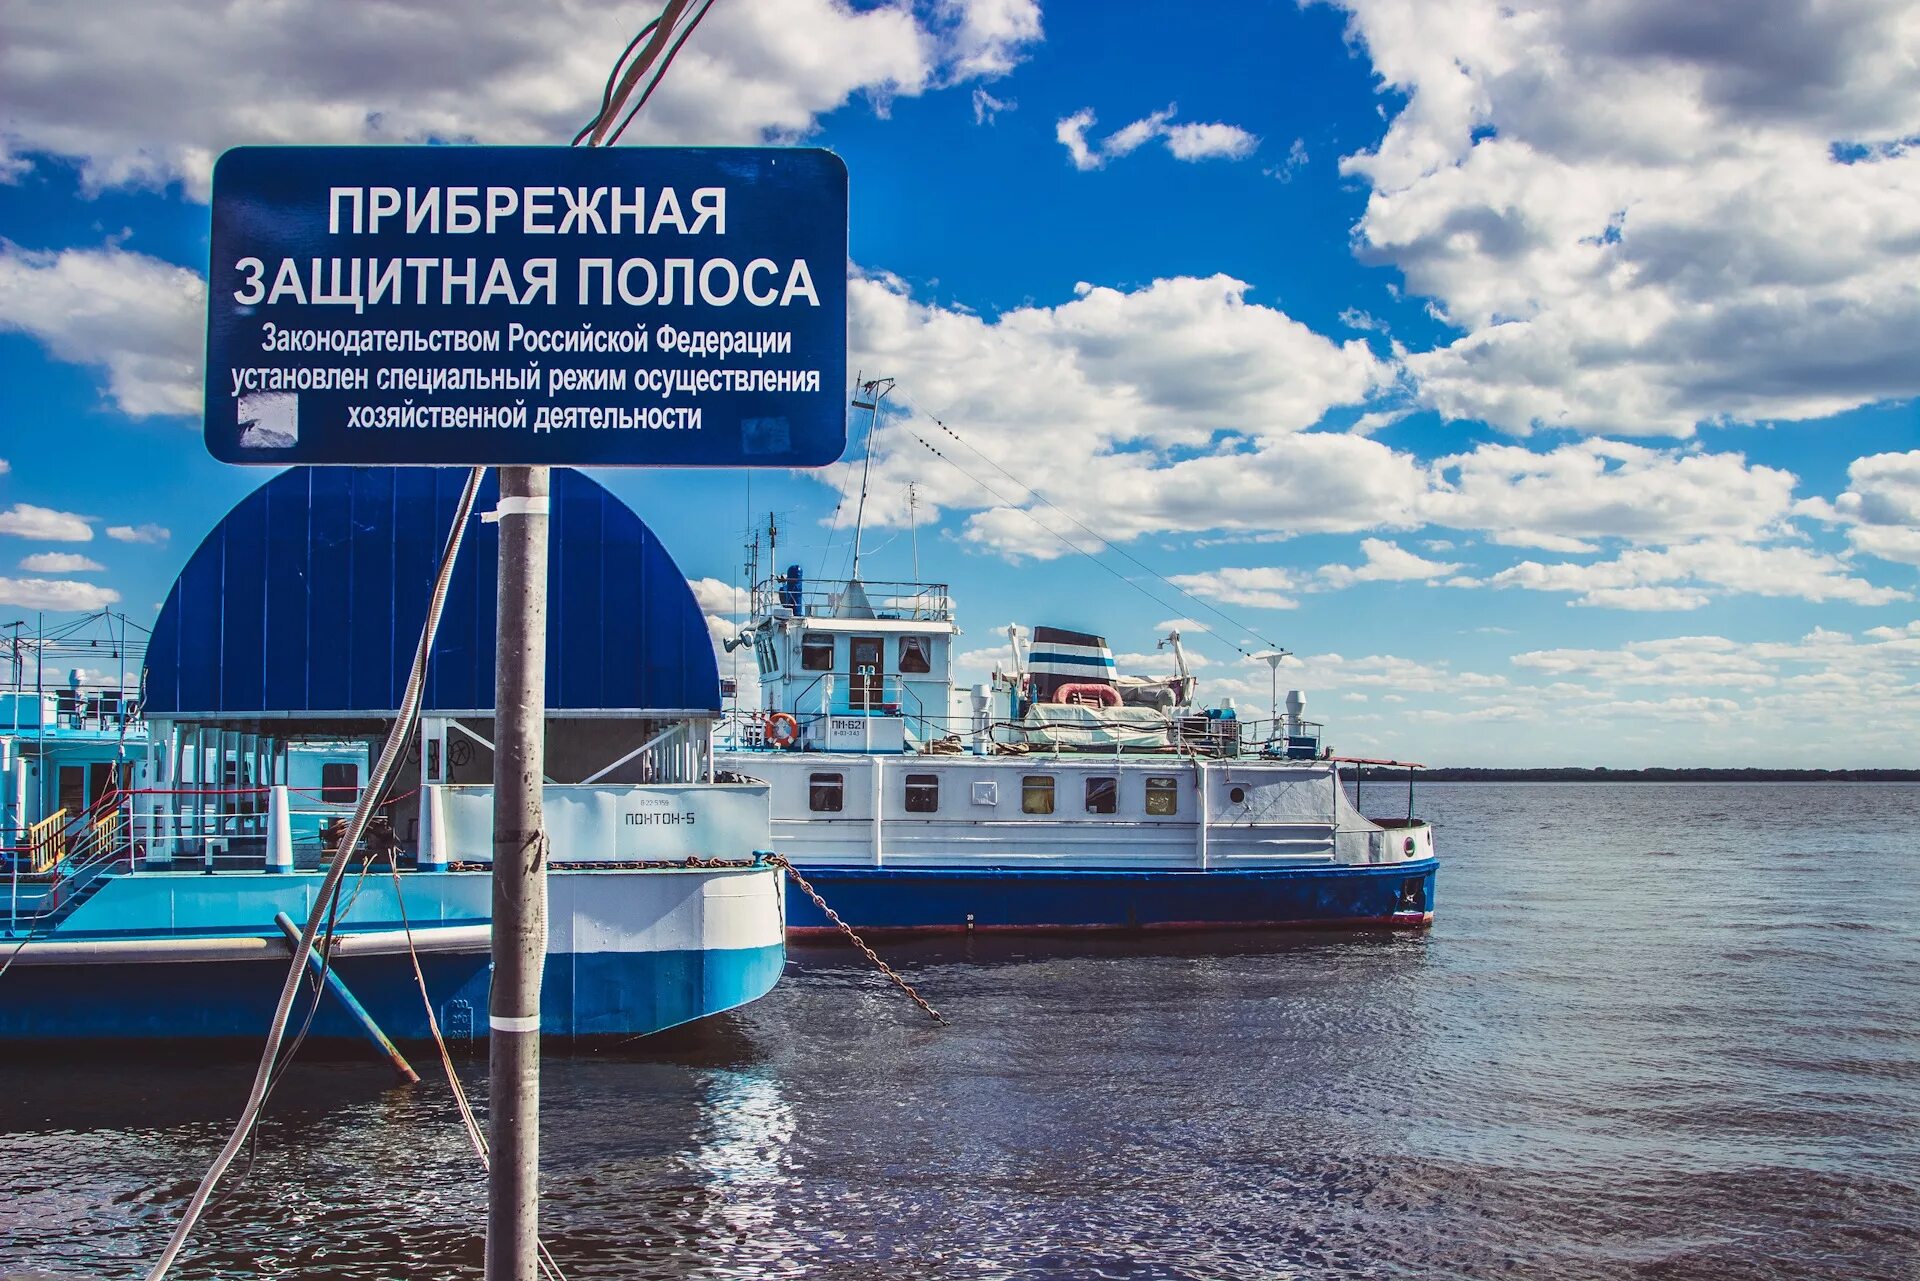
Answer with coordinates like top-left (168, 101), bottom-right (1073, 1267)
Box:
top-left (143, 466), bottom-right (485, 1281)
top-left (894, 394), bottom-right (1285, 658)
top-left (571, 18), bottom-right (662, 145)
top-left (605, 0), bottom-right (720, 147)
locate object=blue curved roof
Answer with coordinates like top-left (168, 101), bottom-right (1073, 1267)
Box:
top-left (144, 467), bottom-right (719, 718)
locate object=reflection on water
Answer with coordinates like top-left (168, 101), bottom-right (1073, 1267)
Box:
top-left (2, 783), bottom-right (1918, 1279)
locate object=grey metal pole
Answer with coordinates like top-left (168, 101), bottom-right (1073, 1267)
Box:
top-left (487, 465), bottom-right (549, 1281)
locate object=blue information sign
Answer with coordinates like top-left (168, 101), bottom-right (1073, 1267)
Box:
top-left (205, 146), bottom-right (847, 467)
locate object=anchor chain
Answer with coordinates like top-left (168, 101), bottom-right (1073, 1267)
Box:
top-left (765, 853), bottom-right (947, 1025)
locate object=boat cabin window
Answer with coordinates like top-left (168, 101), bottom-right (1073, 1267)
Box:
top-left (801, 633), bottom-right (834, 671)
top-left (1085, 776), bottom-right (1117, 814)
top-left (321, 762), bottom-right (360, 805)
top-left (1144, 775), bottom-right (1179, 816)
top-left (1022, 775), bottom-right (1056, 815)
top-left (904, 773), bottom-right (939, 813)
top-left (899, 636), bottom-right (932, 674)
top-left (808, 772), bottom-right (844, 813)
top-left (754, 632), bottom-right (780, 676)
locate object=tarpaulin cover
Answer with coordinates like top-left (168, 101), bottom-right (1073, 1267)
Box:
top-left (144, 466), bottom-right (719, 717)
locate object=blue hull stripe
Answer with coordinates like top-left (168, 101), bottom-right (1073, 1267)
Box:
top-left (783, 859), bottom-right (1438, 934)
top-left (0, 944), bottom-right (784, 1043)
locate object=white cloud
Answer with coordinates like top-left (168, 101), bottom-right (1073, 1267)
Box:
top-left (1319, 538), bottom-right (1462, 588)
top-left (688, 576), bottom-right (750, 616)
top-left (1418, 438), bottom-right (1798, 550)
top-left (1482, 540), bottom-right (1908, 609)
top-left (848, 272), bottom-right (1399, 555)
top-left (1800, 449), bottom-right (1920, 565)
top-left (1331, 0), bottom-right (1920, 436)
top-left (1152, 618), bottom-right (1211, 634)
top-left (1164, 120), bottom-right (1260, 162)
top-left (19, 552), bottom-right (104, 573)
top-left (1054, 105), bottom-right (1259, 169)
top-left (1055, 109), bottom-right (1101, 170)
top-left (1265, 137), bottom-right (1310, 182)
top-left (0, 245), bottom-right (205, 418)
top-left (0, 460), bottom-right (9, 474)
top-left (1, 0), bottom-right (1041, 198)
top-left (0, 577), bottom-right (120, 611)
top-left (971, 87), bottom-right (1014, 124)
top-left (105, 523), bottom-right (169, 544)
top-left (1166, 568), bottom-right (1300, 611)
top-left (0, 504), bottom-right (93, 542)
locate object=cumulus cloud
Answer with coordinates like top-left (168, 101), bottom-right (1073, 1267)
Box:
top-left (105, 523), bottom-right (170, 544)
top-left (1054, 105), bottom-right (1258, 170)
top-left (1480, 540), bottom-right (1908, 610)
top-left (688, 576), bottom-right (750, 616)
top-left (19, 552), bottom-right (104, 573)
top-left (0, 577), bottom-right (121, 611)
top-left (0, 0), bottom-right (1042, 198)
top-left (1319, 538), bottom-right (1461, 588)
top-left (0, 245), bottom-right (204, 418)
top-left (1167, 567), bottom-right (1301, 610)
top-left (0, 504), bottom-right (93, 541)
top-left (1330, 0), bottom-right (1920, 435)
top-left (1799, 449), bottom-right (1920, 565)
top-left (841, 276), bottom-right (1916, 621)
top-left (1418, 438), bottom-right (1799, 551)
top-left (847, 272), bottom-right (1399, 553)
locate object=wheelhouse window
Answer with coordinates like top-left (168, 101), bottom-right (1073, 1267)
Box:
top-left (1085, 776), bottom-right (1117, 814)
top-left (1144, 775), bottom-right (1179, 816)
top-left (904, 773), bottom-right (940, 813)
top-left (321, 763), bottom-right (360, 804)
top-left (1022, 775), bottom-right (1056, 815)
top-left (801, 633), bottom-right (834, 672)
top-left (899, 635), bottom-right (932, 674)
top-left (808, 772), bottom-right (844, 813)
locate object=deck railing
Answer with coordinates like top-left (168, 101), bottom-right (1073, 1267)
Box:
top-left (25, 810), bottom-right (68, 874)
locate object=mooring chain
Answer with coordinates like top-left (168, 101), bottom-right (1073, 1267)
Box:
top-left (765, 854), bottom-right (947, 1025)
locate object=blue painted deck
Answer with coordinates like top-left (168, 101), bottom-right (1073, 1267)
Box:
top-left (784, 858), bottom-right (1438, 936)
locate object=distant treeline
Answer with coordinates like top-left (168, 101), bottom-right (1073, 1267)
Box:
top-left (1401, 767), bottom-right (1920, 783)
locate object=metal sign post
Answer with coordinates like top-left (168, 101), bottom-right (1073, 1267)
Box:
top-left (205, 144), bottom-right (849, 1281)
top-left (488, 464), bottom-right (548, 1281)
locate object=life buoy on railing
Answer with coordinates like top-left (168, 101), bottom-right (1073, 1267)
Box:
top-left (1051, 683), bottom-right (1121, 708)
top-left (764, 712), bottom-right (801, 748)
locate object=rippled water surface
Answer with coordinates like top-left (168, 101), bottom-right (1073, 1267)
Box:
top-left (3, 783), bottom-right (1918, 1280)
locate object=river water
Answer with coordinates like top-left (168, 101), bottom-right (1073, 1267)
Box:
top-left (3, 783), bottom-right (1917, 1280)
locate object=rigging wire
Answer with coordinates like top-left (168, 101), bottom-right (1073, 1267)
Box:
top-left (891, 396), bottom-right (1284, 659)
top-left (143, 467), bottom-right (486, 1281)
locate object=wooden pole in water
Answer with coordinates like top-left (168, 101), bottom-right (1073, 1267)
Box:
top-left (488, 465), bottom-right (549, 1281)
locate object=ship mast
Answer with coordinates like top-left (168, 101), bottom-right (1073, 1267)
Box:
top-left (849, 376), bottom-right (893, 582)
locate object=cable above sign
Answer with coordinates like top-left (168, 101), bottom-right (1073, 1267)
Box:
top-left (205, 145), bottom-right (848, 468)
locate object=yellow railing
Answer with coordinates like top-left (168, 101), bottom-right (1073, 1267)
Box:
top-left (27, 808), bottom-right (68, 874)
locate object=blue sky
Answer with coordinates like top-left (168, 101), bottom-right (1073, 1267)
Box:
top-left (1, 0), bottom-right (1917, 765)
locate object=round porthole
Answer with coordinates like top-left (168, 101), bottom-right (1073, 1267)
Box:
top-left (1228, 785), bottom-right (1246, 804)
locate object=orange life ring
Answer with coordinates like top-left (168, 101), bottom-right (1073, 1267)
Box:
top-left (764, 711), bottom-right (801, 748)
